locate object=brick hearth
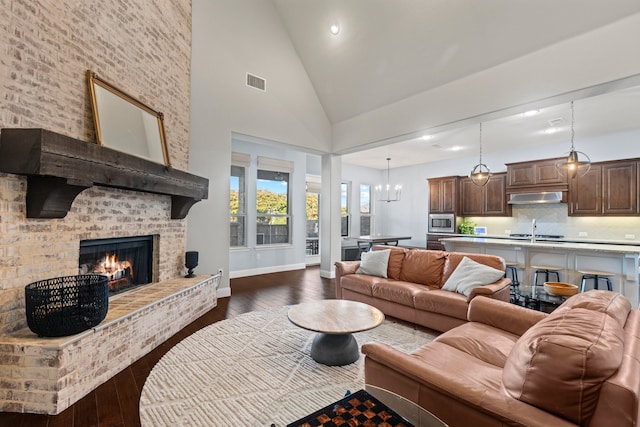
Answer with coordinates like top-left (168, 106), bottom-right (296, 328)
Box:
top-left (0, 274), bottom-right (219, 415)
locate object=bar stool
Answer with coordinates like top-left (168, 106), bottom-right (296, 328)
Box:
top-left (505, 262), bottom-right (521, 303)
top-left (531, 265), bottom-right (562, 287)
top-left (505, 262), bottom-right (520, 285)
top-left (578, 270), bottom-right (614, 292)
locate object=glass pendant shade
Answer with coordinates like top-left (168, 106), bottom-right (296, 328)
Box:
top-left (556, 101), bottom-right (591, 178)
top-left (469, 123), bottom-right (491, 187)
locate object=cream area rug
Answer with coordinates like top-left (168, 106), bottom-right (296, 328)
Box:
top-left (139, 305), bottom-right (437, 426)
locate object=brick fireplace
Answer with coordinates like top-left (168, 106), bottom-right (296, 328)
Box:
top-left (79, 235), bottom-right (156, 295)
top-left (0, 0), bottom-right (209, 416)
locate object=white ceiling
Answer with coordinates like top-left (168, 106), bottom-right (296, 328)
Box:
top-left (272, 1), bottom-right (640, 169)
top-left (338, 83), bottom-right (640, 169)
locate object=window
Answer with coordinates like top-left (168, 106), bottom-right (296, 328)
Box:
top-left (256, 157), bottom-right (293, 245)
top-left (305, 180), bottom-right (320, 255)
top-left (230, 153), bottom-right (249, 247)
top-left (360, 184), bottom-right (372, 236)
top-left (341, 182), bottom-right (350, 237)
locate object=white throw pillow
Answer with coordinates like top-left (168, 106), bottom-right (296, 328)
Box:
top-left (442, 256), bottom-right (505, 297)
top-left (356, 249), bottom-right (391, 278)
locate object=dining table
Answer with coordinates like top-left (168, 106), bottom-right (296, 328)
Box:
top-left (356, 235), bottom-right (412, 251)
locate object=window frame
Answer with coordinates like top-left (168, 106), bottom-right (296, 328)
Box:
top-left (256, 163), bottom-right (292, 246)
top-left (341, 181), bottom-right (350, 237)
top-left (359, 183), bottom-right (372, 236)
top-left (230, 153), bottom-right (249, 248)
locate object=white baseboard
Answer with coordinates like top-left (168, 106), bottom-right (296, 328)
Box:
top-left (216, 286), bottom-right (231, 298)
top-left (320, 268), bottom-right (335, 279)
top-left (229, 263), bottom-right (306, 279)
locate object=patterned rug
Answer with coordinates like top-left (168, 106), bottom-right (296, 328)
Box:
top-left (139, 305), bottom-right (437, 426)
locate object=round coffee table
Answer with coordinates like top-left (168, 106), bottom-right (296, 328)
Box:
top-left (287, 299), bottom-right (384, 366)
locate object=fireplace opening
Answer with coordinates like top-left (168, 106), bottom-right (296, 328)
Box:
top-left (79, 236), bottom-right (154, 295)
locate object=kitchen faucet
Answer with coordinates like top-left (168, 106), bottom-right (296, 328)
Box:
top-left (531, 218), bottom-right (537, 243)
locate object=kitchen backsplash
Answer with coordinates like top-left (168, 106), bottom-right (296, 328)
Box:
top-left (465, 204), bottom-right (640, 242)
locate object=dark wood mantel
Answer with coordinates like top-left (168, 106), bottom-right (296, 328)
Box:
top-left (0, 128), bottom-right (209, 219)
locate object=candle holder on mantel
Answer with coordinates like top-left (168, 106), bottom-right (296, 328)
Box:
top-left (185, 251), bottom-right (199, 278)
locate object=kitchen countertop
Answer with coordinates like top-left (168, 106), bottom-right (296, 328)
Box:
top-left (439, 236), bottom-right (640, 254)
top-left (429, 232), bottom-right (640, 246)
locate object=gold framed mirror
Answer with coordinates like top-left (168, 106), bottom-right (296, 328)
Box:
top-left (87, 70), bottom-right (170, 166)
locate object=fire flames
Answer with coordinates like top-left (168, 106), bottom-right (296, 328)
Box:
top-left (92, 253), bottom-right (134, 288)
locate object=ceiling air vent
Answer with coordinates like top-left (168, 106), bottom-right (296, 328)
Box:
top-left (246, 73), bottom-right (266, 91)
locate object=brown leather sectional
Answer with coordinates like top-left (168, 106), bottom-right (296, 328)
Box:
top-left (363, 291), bottom-right (640, 426)
top-left (335, 246), bottom-right (511, 332)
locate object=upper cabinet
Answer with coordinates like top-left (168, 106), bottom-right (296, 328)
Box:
top-left (506, 158), bottom-right (568, 193)
top-left (568, 164), bottom-right (602, 216)
top-left (428, 157), bottom-right (639, 219)
top-left (460, 173), bottom-right (511, 217)
top-left (603, 161), bottom-right (638, 215)
top-left (428, 176), bottom-right (459, 214)
top-left (569, 159), bottom-right (639, 216)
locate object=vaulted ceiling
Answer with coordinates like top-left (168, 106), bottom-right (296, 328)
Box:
top-left (272, 1), bottom-right (640, 168)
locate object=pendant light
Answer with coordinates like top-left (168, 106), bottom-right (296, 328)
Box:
top-left (556, 101), bottom-right (591, 179)
top-left (469, 123), bottom-right (492, 187)
top-left (375, 158), bottom-right (402, 202)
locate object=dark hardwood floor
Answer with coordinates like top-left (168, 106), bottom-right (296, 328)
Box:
top-left (0, 266), bottom-right (335, 427)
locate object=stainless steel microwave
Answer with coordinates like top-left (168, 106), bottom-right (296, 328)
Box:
top-left (428, 213), bottom-right (456, 233)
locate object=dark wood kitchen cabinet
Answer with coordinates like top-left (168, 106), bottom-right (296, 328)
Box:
top-left (506, 158), bottom-right (567, 192)
top-left (428, 176), bottom-right (459, 213)
top-left (569, 159), bottom-right (639, 216)
top-left (603, 160), bottom-right (638, 215)
top-left (460, 173), bottom-right (511, 216)
top-left (568, 164), bottom-right (602, 216)
top-left (460, 177), bottom-right (483, 216)
top-left (427, 233), bottom-right (448, 251)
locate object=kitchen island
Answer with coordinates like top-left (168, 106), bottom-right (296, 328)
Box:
top-left (440, 236), bottom-right (640, 307)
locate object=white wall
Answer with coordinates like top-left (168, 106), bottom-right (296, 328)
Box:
top-left (228, 138), bottom-right (308, 276)
top-left (340, 164), bottom-right (383, 239)
top-left (189, 0), bottom-right (331, 295)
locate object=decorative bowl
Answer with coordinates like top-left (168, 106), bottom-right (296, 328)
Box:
top-left (543, 282), bottom-right (579, 297)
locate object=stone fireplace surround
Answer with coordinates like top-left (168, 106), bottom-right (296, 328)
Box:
top-left (0, 129), bottom-right (213, 414)
top-left (0, 0), bottom-right (197, 415)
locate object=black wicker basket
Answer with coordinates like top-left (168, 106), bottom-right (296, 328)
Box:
top-left (25, 274), bottom-right (109, 337)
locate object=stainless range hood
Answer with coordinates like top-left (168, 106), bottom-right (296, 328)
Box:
top-left (508, 192), bottom-right (564, 205)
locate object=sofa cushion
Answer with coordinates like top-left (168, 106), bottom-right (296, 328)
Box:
top-left (372, 280), bottom-right (426, 308)
top-left (413, 289), bottom-right (468, 320)
top-left (503, 291), bottom-right (630, 425)
top-left (357, 249), bottom-right (391, 278)
top-left (554, 288), bottom-right (631, 326)
top-left (442, 252), bottom-right (505, 286)
top-left (399, 249), bottom-right (446, 286)
top-left (339, 274), bottom-right (380, 297)
top-left (435, 322), bottom-right (520, 368)
top-left (441, 256), bottom-right (505, 297)
top-left (373, 245), bottom-right (407, 280)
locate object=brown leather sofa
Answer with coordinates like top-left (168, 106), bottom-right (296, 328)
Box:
top-left (363, 291), bottom-right (640, 427)
top-left (335, 246), bottom-right (510, 332)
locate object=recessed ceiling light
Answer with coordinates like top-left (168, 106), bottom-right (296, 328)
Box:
top-left (421, 135), bottom-right (433, 140)
top-left (523, 110), bottom-right (540, 117)
top-left (544, 128), bottom-right (558, 134)
top-left (330, 24), bottom-right (340, 35)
